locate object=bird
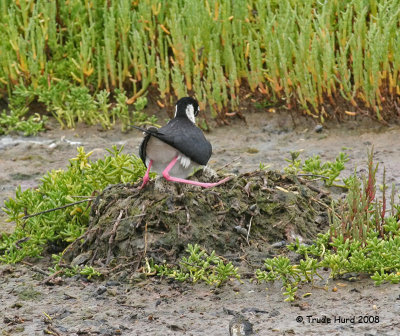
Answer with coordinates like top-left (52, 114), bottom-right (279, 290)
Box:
top-left (132, 97), bottom-right (231, 189)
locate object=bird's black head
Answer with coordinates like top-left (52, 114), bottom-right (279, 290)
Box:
top-left (174, 97), bottom-right (200, 123)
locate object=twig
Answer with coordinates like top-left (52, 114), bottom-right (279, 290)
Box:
top-left (297, 173), bottom-right (329, 180)
top-left (42, 270), bottom-right (63, 285)
top-left (22, 198), bottom-right (94, 220)
top-left (57, 226), bottom-right (99, 266)
top-left (106, 210), bottom-right (124, 265)
top-left (44, 325), bottom-right (62, 336)
top-left (31, 266), bottom-right (50, 276)
top-left (297, 177), bottom-right (330, 196)
top-left (216, 156), bottom-right (241, 172)
top-left (144, 221), bottom-right (148, 256)
top-left (108, 261), bottom-right (138, 274)
top-left (310, 197), bottom-right (342, 220)
top-left (246, 216), bottom-right (253, 245)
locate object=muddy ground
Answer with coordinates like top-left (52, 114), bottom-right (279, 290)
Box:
top-left (1, 109), bottom-right (400, 335)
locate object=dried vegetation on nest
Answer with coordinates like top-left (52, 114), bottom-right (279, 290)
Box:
top-left (64, 170), bottom-right (332, 275)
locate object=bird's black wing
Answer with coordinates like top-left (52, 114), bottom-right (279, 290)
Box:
top-left (131, 120), bottom-right (212, 165)
top-left (132, 126), bottom-right (161, 167)
top-left (154, 118), bottom-right (212, 165)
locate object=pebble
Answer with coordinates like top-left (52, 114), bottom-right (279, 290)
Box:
top-left (314, 124), bottom-right (323, 133)
top-left (105, 281), bottom-right (121, 287)
top-left (234, 226), bottom-right (248, 235)
top-left (270, 240), bottom-right (286, 248)
top-left (229, 314), bottom-right (253, 336)
top-left (96, 285), bottom-right (107, 296)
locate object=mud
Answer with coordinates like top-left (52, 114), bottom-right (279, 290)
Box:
top-left (1, 110), bottom-right (400, 335)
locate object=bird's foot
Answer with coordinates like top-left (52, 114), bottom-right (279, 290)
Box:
top-left (200, 175), bottom-right (232, 188)
top-left (139, 176), bottom-right (149, 189)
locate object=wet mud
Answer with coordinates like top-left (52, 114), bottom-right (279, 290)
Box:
top-left (1, 110), bottom-right (400, 335)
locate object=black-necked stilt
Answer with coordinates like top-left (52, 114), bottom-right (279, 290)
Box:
top-left (133, 97), bottom-right (230, 189)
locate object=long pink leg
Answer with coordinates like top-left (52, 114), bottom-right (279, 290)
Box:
top-left (162, 156), bottom-right (231, 188)
top-left (139, 160), bottom-right (153, 189)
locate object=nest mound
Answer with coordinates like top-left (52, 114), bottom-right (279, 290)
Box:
top-left (64, 170), bottom-right (331, 272)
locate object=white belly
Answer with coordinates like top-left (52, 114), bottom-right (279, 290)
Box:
top-left (145, 137), bottom-right (200, 178)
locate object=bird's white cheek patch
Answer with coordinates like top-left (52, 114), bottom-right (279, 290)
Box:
top-left (185, 104), bottom-right (195, 124)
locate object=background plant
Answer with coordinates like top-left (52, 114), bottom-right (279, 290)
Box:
top-left (257, 150), bottom-right (400, 301)
top-left (284, 150), bottom-right (349, 186)
top-left (0, 0), bottom-right (399, 128)
top-left (3, 81), bottom-right (157, 132)
top-left (0, 146), bottom-right (147, 263)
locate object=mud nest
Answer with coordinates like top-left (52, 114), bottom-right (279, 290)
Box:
top-left (64, 170), bottom-right (332, 273)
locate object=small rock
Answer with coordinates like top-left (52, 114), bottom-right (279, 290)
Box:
top-left (107, 288), bottom-right (117, 296)
top-left (105, 281), bottom-right (120, 287)
top-left (95, 285), bottom-right (107, 296)
top-left (55, 325), bottom-right (69, 332)
top-left (71, 251), bottom-right (92, 267)
top-left (168, 324), bottom-right (185, 331)
top-left (270, 240), bottom-right (286, 248)
top-left (241, 307), bottom-right (268, 314)
top-left (249, 204), bottom-right (257, 212)
top-left (314, 124), bottom-right (323, 133)
top-left (340, 273), bottom-right (359, 282)
top-left (234, 226), bottom-right (248, 236)
top-left (129, 313), bottom-right (138, 320)
top-left (229, 314), bottom-right (253, 336)
top-left (269, 309), bottom-right (280, 317)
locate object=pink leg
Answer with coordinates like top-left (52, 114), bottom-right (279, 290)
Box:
top-left (139, 160), bottom-right (153, 189)
top-left (162, 156), bottom-right (231, 188)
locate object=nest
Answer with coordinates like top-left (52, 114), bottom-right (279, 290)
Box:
top-left (63, 170), bottom-right (331, 275)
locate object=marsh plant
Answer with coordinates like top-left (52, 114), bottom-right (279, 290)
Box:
top-left (145, 244), bottom-right (241, 287)
top-left (0, 0), bottom-right (399, 130)
top-left (4, 82), bottom-right (157, 132)
top-left (257, 150), bottom-right (400, 301)
top-left (0, 146), bottom-right (147, 263)
top-left (284, 150), bottom-right (349, 186)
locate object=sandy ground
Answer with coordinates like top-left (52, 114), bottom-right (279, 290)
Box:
top-left (1, 110), bottom-right (400, 335)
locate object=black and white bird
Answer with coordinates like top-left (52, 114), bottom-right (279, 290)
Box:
top-left (133, 97), bottom-right (230, 189)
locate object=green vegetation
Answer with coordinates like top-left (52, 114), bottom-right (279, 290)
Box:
top-left (0, 146), bottom-right (147, 263)
top-left (50, 254), bottom-right (102, 279)
top-left (0, 109), bottom-right (46, 136)
top-left (1, 0), bottom-right (399, 132)
top-left (145, 243), bottom-right (241, 287)
top-left (1, 147), bottom-right (399, 299)
top-left (4, 83), bottom-right (157, 132)
top-left (257, 150), bottom-right (400, 301)
top-left (284, 150), bottom-right (349, 186)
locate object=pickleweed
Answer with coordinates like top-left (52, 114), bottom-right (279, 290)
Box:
top-left (0, 0), bottom-right (399, 126)
top-left (144, 244), bottom-right (241, 287)
top-left (257, 149), bottom-right (400, 300)
top-left (0, 146), bottom-right (148, 263)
